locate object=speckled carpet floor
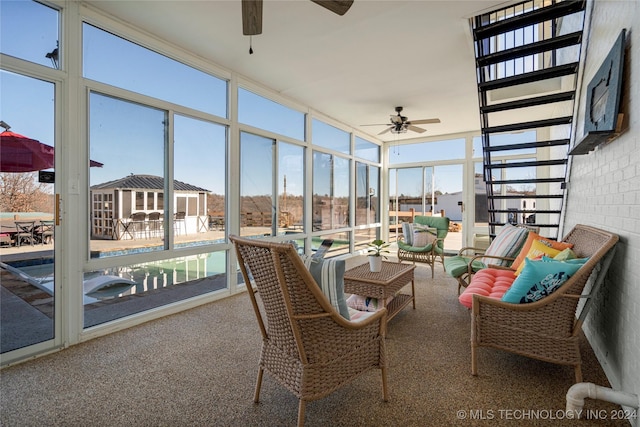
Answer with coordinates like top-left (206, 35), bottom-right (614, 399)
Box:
top-left (0, 261), bottom-right (630, 426)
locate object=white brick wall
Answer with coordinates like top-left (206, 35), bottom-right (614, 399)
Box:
top-left (564, 0), bottom-right (640, 417)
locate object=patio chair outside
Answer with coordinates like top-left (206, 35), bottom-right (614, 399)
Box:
top-left (39, 220), bottom-right (54, 244)
top-left (231, 235), bottom-right (389, 427)
top-left (15, 221), bottom-right (36, 246)
top-left (129, 212), bottom-right (147, 239)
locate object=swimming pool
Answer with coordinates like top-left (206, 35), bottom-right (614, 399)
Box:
top-left (2, 250), bottom-right (227, 305)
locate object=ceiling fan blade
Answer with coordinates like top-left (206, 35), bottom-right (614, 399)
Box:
top-left (242, 0), bottom-right (263, 35)
top-left (361, 123), bottom-right (390, 127)
top-left (409, 118), bottom-right (441, 125)
top-left (310, 0), bottom-right (354, 16)
top-left (390, 115), bottom-right (403, 124)
top-left (407, 125), bottom-right (427, 133)
top-left (378, 127), bottom-right (393, 135)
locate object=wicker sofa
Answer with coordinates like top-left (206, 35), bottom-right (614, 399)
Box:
top-left (458, 224), bottom-right (618, 383)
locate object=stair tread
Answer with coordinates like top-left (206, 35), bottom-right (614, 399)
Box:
top-left (480, 92), bottom-right (575, 114)
top-left (479, 62), bottom-right (579, 91)
top-left (474, 0), bottom-right (586, 40)
top-left (477, 32), bottom-right (582, 67)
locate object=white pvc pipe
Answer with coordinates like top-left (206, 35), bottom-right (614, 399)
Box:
top-left (567, 382), bottom-right (639, 423)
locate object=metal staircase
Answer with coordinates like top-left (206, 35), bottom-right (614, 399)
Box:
top-left (472, 0), bottom-right (587, 239)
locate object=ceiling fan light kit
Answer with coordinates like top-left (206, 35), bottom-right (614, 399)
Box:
top-left (362, 106), bottom-right (441, 136)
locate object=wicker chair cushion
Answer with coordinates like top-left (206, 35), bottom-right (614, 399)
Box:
top-left (301, 256), bottom-right (350, 319)
top-left (444, 256), bottom-right (485, 278)
top-left (511, 232), bottom-right (574, 272)
top-left (458, 268), bottom-right (515, 308)
top-left (480, 223), bottom-right (529, 267)
top-left (502, 257), bottom-right (584, 304)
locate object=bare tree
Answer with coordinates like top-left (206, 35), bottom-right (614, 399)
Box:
top-left (0, 173), bottom-right (53, 213)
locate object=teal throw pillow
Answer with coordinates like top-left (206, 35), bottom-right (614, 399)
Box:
top-left (501, 257), bottom-right (583, 304)
top-left (301, 255), bottom-right (350, 320)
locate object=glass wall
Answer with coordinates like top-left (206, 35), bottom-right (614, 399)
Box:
top-left (278, 142), bottom-right (305, 235)
top-left (388, 138), bottom-right (465, 253)
top-left (89, 93), bottom-right (166, 252)
top-left (312, 119), bottom-right (351, 154)
top-left (1, 1), bottom-right (387, 363)
top-left (0, 1), bottom-right (60, 358)
top-left (238, 88), bottom-right (305, 141)
top-left (0, 1), bottom-right (59, 69)
top-left (312, 152), bottom-right (350, 231)
top-left (0, 71), bottom-right (57, 353)
top-left (83, 21), bottom-right (230, 327)
top-left (83, 24), bottom-right (226, 118)
top-left (240, 132), bottom-right (274, 237)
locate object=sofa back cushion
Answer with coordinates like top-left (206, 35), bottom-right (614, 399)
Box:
top-left (480, 223), bottom-right (529, 267)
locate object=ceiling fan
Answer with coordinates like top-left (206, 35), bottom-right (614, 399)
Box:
top-left (362, 107), bottom-right (441, 135)
top-left (242, 0), bottom-right (354, 36)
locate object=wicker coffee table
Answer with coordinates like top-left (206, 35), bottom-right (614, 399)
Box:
top-left (343, 261), bottom-right (416, 322)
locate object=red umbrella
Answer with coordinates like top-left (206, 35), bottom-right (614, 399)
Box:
top-left (0, 130), bottom-right (103, 172)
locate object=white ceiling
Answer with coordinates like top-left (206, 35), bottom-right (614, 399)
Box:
top-left (87, 0), bottom-right (511, 142)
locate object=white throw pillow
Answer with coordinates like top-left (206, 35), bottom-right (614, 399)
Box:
top-left (412, 225), bottom-right (437, 247)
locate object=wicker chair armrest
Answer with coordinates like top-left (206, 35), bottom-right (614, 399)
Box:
top-left (469, 253), bottom-right (515, 265)
top-left (330, 308), bottom-right (388, 346)
top-left (337, 307), bottom-right (388, 331)
top-left (485, 263), bottom-right (514, 271)
top-left (472, 293), bottom-right (538, 313)
top-left (457, 246), bottom-right (486, 256)
top-left (472, 291), bottom-right (582, 318)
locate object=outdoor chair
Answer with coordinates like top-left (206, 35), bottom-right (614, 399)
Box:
top-left (147, 212), bottom-right (162, 238)
top-left (14, 221), bottom-right (36, 246)
top-left (397, 215), bottom-right (449, 278)
top-left (129, 212), bottom-right (148, 239)
top-left (230, 235), bottom-right (389, 427)
top-left (173, 211), bottom-right (186, 235)
top-left (38, 220), bottom-right (54, 244)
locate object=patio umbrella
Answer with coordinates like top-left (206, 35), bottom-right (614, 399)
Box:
top-left (0, 130), bottom-right (103, 172)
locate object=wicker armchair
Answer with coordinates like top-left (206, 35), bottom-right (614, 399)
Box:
top-left (397, 215), bottom-right (450, 278)
top-left (471, 225), bottom-right (618, 383)
top-left (230, 235), bottom-right (389, 427)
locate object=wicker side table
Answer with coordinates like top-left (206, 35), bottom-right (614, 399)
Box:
top-left (343, 261), bottom-right (416, 322)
